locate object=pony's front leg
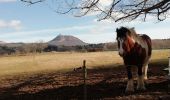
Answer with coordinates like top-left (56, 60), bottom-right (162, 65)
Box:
top-left (137, 66), bottom-right (146, 90)
top-left (126, 66), bottom-right (134, 92)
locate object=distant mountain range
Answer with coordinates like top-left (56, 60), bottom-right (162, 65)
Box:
top-left (0, 35), bottom-right (170, 49)
top-left (48, 35), bottom-right (88, 46)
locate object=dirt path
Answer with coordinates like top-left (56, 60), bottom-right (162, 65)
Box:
top-left (0, 63), bottom-right (169, 100)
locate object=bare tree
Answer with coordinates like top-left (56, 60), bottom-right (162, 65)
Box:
top-left (21, 0), bottom-right (170, 22)
top-left (35, 40), bottom-right (48, 53)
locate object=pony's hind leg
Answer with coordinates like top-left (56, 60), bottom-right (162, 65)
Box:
top-left (142, 58), bottom-right (150, 80)
top-left (143, 64), bottom-right (148, 80)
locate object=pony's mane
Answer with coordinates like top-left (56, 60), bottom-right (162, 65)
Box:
top-left (126, 27), bottom-right (147, 46)
top-left (117, 27), bottom-right (143, 41)
top-left (126, 27), bottom-right (142, 42)
top-left (127, 27), bottom-right (138, 37)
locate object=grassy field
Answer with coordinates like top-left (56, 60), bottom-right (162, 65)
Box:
top-left (0, 49), bottom-right (169, 76)
top-left (0, 49), bottom-right (169, 100)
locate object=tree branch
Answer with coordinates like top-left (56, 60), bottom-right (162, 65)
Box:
top-left (21, 0), bottom-right (170, 22)
top-left (21, 0), bottom-right (45, 4)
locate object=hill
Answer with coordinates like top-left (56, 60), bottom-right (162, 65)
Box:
top-left (0, 41), bottom-right (6, 44)
top-left (152, 39), bottom-right (170, 49)
top-left (103, 38), bottom-right (170, 50)
top-left (48, 35), bottom-right (88, 46)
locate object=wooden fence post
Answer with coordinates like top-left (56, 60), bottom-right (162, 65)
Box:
top-left (168, 57), bottom-right (170, 77)
top-left (168, 57), bottom-right (170, 93)
top-left (83, 60), bottom-right (87, 100)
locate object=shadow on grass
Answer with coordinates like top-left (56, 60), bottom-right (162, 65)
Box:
top-left (0, 59), bottom-right (169, 100)
top-left (1, 82), bottom-right (125, 100)
top-left (1, 79), bottom-right (169, 100)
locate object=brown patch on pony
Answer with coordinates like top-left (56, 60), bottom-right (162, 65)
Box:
top-left (122, 35), bottom-right (135, 55)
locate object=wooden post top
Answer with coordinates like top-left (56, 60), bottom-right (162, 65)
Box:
top-left (83, 60), bottom-right (86, 67)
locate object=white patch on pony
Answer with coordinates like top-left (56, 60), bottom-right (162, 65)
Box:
top-left (143, 65), bottom-right (148, 80)
top-left (134, 34), bottom-right (148, 56)
top-left (142, 58), bottom-right (150, 80)
top-left (126, 79), bottom-right (134, 92)
top-left (131, 38), bottom-right (136, 43)
top-left (118, 38), bottom-right (124, 55)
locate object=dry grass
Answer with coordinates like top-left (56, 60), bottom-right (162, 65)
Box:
top-left (0, 51), bottom-right (120, 76)
top-left (0, 50), bottom-right (169, 100)
top-left (150, 49), bottom-right (170, 66)
top-left (0, 49), bottom-right (169, 76)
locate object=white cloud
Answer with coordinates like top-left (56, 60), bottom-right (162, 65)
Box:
top-left (1, 18), bottom-right (170, 43)
top-left (0, 20), bottom-right (7, 27)
top-left (0, 0), bottom-right (16, 3)
top-left (76, 0), bottom-right (113, 17)
top-left (0, 20), bottom-right (22, 30)
top-left (99, 0), bottom-right (112, 7)
top-left (0, 24), bottom-right (95, 42)
top-left (138, 26), bottom-right (170, 39)
top-left (0, 24), bottom-right (94, 35)
top-left (9, 20), bottom-right (22, 30)
top-left (75, 32), bottom-right (115, 43)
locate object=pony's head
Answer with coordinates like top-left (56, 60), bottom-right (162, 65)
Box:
top-left (116, 27), bottom-right (136, 56)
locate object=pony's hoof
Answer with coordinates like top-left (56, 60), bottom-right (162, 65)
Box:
top-left (144, 76), bottom-right (148, 80)
top-left (137, 86), bottom-right (146, 91)
top-left (125, 88), bottom-right (134, 93)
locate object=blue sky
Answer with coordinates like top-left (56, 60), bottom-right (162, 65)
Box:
top-left (0, 0), bottom-right (170, 43)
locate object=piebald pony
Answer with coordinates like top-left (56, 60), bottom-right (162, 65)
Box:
top-left (116, 27), bottom-right (152, 92)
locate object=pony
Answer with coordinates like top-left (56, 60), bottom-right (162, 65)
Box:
top-left (116, 27), bottom-right (152, 92)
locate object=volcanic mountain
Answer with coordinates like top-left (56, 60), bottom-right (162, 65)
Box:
top-left (48, 35), bottom-right (88, 46)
